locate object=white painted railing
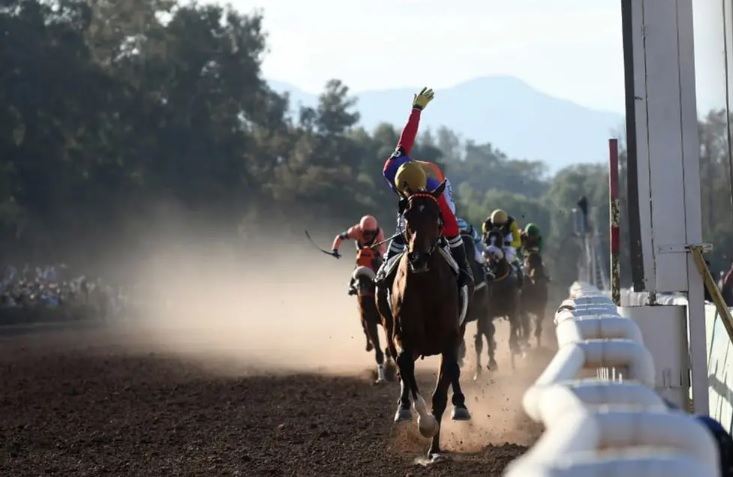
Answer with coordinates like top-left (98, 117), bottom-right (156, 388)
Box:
top-left (503, 281), bottom-right (721, 477)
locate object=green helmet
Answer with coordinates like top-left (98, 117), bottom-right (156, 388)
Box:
top-left (525, 223), bottom-right (540, 236)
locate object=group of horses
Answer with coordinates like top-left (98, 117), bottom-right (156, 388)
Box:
top-left (346, 181), bottom-right (549, 459)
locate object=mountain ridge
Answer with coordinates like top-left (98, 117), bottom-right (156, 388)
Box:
top-left (268, 75), bottom-right (625, 171)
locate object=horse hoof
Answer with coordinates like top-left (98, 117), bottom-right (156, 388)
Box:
top-left (374, 377), bottom-right (386, 385)
top-left (489, 359), bottom-right (498, 371)
top-left (366, 344), bottom-right (373, 352)
top-left (418, 415), bottom-right (439, 438)
top-left (428, 452), bottom-right (448, 463)
top-left (473, 372), bottom-right (480, 382)
top-left (451, 406), bottom-right (471, 421)
top-left (394, 408), bottom-right (412, 423)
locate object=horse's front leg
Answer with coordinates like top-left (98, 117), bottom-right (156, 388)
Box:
top-left (449, 341), bottom-right (471, 421)
top-left (457, 337), bottom-right (466, 368)
top-left (473, 327), bottom-right (483, 381)
top-left (365, 315), bottom-right (386, 384)
top-left (428, 353), bottom-right (452, 458)
top-left (534, 309), bottom-right (544, 348)
top-left (394, 349), bottom-right (413, 422)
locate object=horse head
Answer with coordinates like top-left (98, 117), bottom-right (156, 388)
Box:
top-left (400, 180), bottom-right (446, 273)
top-left (524, 249), bottom-right (545, 282)
top-left (483, 227), bottom-right (506, 264)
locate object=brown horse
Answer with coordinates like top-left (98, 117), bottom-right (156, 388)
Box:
top-left (475, 227), bottom-right (523, 374)
top-left (352, 246), bottom-right (392, 384)
top-left (379, 181), bottom-right (471, 460)
top-left (519, 248), bottom-right (549, 347)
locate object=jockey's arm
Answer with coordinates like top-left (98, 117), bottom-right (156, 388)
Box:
top-left (537, 235), bottom-right (544, 254)
top-left (331, 225), bottom-right (359, 251)
top-left (395, 108), bottom-right (421, 157)
top-left (381, 108), bottom-right (423, 193)
top-left (508, 221), bottom-right (522, 248)
top-left (437, 195), bottom-right (459, 238)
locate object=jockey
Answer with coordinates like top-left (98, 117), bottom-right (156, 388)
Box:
top-left (375, 87), bottom-right (473, 291)
top-left (482, 209), bottom-right (523, 288)
top-left (456, 217), bottom-right (486, 264)
top-left (521, 223), bottom-right (544, 254)
top-left (331, 215), bottom-right (386, 295)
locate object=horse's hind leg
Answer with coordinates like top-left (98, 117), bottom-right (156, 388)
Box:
top-left (448, 345), bottom-right (470, 422)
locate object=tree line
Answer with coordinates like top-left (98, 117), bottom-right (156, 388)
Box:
top-left (2, 0), bottom-right (733, 289)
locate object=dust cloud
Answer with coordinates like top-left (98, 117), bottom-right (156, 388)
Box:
top-left (116, 231), bottom-right (383, 375)
top-left (104, 226), bottom-right (554, 448)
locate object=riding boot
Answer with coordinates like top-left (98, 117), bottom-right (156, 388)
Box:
top-left (448, 236), bottom-right (474, 288)
top-left (347, 276), bottom-right (357, 295)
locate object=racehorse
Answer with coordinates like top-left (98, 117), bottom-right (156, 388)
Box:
top-left (519, 248), bottom-right (549, 348)
top-left (378, 181), bottom-right (471, 459)
top-left (476, 227), bottom-right (523, 372)
top-left (456, 233), bottom-right (492, 380)
top-left (352, 246), bottom-right (392, 384)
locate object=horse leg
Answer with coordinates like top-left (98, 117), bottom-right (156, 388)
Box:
top-left (393, 350), bottom-right (413, 422)
top-left (376, 287), bottom-right (399, 367)
top-left (520, 309), bottom-right (531, 349)
top-left (457, 337), bottom-right (466, 368)
top-left (360, 315), bottom-right (373, 352)
top-left (449, 343), bottom-right (471, 421)
top-left (484, 318), bottom-right (498, 371)
top-left (427, 354), bottom-right (452, 458)
top-left (365, 317), bottom-right (386, 384)
top-left (508, 312), bottom-right (523, 369)
top-left (397, 349), bottom-right (437, 440)
top-left (473, 325), bottom-right (483, 380)
top-left (534, 309), bottom-right (544, 348)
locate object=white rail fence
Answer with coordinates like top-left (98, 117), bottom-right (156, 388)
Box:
top-left (503, 281), bottom-right (720, 477)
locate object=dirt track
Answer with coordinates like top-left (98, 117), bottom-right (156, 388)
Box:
top-left (0, 321), bottom-right (551, 477)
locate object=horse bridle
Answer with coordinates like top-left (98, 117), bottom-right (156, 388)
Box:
top-left (401, 193), bottom-right (444, 256)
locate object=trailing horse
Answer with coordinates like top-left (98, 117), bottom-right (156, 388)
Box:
top-left (376, 181), bottom-right (471, 460)
top-left (520, 248), bottom-right (549, 347)
top-left (352, 246), bottom-right (393, 384)
top-left (475, 227), bottom-right (523, 374)
top-left (456, 233), bottom-right (492, 380)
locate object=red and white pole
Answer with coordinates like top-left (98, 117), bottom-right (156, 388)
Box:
top-left (609, 138), bottom-right (620, 305)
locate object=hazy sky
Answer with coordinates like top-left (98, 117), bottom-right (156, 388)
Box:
top-left (229, 0), bottom-right (730, 114)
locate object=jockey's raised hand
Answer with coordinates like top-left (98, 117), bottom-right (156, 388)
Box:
top-left (331, 249), bottom-right (341, 259)
top-left (412, 87), bottom-right (434, 110)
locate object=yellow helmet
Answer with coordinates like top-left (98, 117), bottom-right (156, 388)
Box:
top-left (490, 209), bottom-right (508, 225)
top-left (394, 162), bottom-right (427, 196)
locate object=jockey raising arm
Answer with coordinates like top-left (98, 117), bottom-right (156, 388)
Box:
top-left (375, 87), bottom-right (473, 289)
top-left (331, 215), bottom-right (386, 258)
